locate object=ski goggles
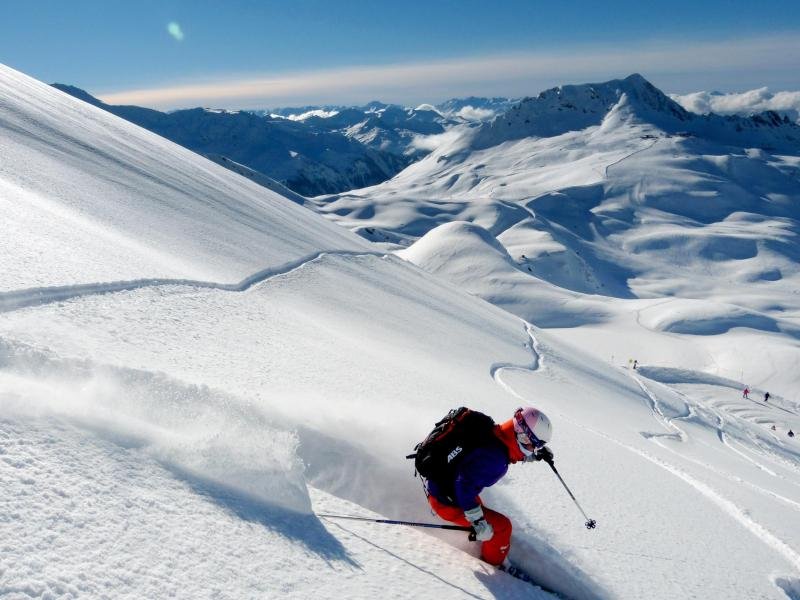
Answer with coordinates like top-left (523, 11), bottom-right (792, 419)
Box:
top-left (514, 408), bottom-right (547, 451)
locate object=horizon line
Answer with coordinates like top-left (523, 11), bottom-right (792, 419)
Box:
top-left (96, 32), bottom-right (800, 110)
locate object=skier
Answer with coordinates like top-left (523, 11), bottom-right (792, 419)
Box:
top-left (632, 359), bottom-right (638, 370)
top-left (423, 407), bottom-right (554, 568)
top-left (789, 430), bottom-right (795, 438)
top-left (743, 387), bottom-right (750, 399)
top-left (764, 391), bottom-right (770, 403)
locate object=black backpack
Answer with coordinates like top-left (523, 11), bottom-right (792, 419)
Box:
top-left (407, 407), bottom-right (496, 481)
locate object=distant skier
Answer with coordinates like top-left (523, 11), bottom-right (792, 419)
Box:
top-left (410, 406), bottom-right (554, 569)
top-left (771, 425), bottom-right (777, 431)
top-left (764, 392), bottom-right (770, 403)
top-left (743, 387), bottom-right (750, 399)
top-left (632, 359), bottom-right (638, 370)
top-left (789, 429), bottom-right (795, 438)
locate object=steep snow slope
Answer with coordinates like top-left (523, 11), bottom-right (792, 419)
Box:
top-left (0, 65), bottom-right (371, 292)
top-left (3, 64), bottom-right (800, 600)
top-left (4, 254), bottom-right (800, 599)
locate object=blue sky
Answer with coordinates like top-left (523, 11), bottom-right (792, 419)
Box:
top-left (2, 0), bottom-right (799, 108)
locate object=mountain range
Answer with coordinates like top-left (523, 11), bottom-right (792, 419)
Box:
top-left (52, 84), bottom-right (411, 197)
top-left (52, 85), bottom-right (514, 196)
top-left (303, 78), bottom-right (800, 469)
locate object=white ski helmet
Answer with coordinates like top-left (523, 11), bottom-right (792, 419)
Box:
top-left (513, 407), bottom-right (552, 455)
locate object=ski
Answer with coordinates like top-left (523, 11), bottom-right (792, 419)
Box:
top-left (499, 562), bottom-right (534, 582)
top-left (498, 562), bottom-right (565, 598)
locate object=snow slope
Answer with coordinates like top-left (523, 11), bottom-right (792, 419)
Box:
top-left (1, 65), bottom-right (371, 293)
top-left (2, 64), bottom-right (800, 600)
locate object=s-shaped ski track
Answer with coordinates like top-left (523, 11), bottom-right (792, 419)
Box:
top-left (0, 251), bottom-right (385, 314)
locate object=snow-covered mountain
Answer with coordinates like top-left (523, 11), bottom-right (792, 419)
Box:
top-left (315, 72), bottom-right (800, 397)
top-left (52, 84), bottom-right (410, 197)
top-left (263, 97), bottom-right (513, 159)
top-left (268, 97), bottom-right (514, 124)
top-left (3, 63), bottom-right (800, 600)
top-left (302, 102), bottom-right (455, 158)
top-left (264, 100), bottom-right (464, 158)
top-left (53, 86), bottom-right (517, 197)
top-left (317, 75), bottom-right (799, 295)
top-left (471, 74), bottom-right (798, 149)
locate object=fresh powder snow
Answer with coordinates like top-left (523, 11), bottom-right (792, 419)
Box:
top-left (2, 63), bottom-right (800, 600)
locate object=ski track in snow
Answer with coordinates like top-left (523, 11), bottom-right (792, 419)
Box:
top-left (603, 138), bottom-right (661, 178)
top-left (629, 372), bottom-right (688, 440)
top-left (321, 520), bottom-right (490, 600)
top-left (639, 372), bottom-right (800, 485)
top-left (494, 325), bottom-right (800, 579)
top-left (489, 324), bottom-right (602, 600)
top-left (665, 416), bottom-right (800, 512)
top-left (564, 408), bottom-right (800, 573)
top-left (0, 250), bottom-right (385, 313)
top-left (626, 371), bottom-right (800, 569)
top-left (491, 321), bottom-right (542, 394)
top-left (742, 395), bottom-right (800, 417)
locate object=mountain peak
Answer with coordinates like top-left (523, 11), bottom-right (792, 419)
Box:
top-left (612, 73), bottom-right (691, 120)
top-left (621, 72), bottom-right (649, 86)
top-left (535, 73), bottom-right (690, 125)
top-left (469, 74), bottom-right (692, 148)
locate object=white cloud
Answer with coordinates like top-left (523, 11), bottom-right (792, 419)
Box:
top-left (97, 32), bottom-right (800, 109)
top-left (286, 109), bottom-right (339, 121)
top-left (413, 103), bottom-right (440, 114)
top-left (453, 106), bottom-right (496, 121)
top-left (408, 128), bottom-right (468, 153)
top-left (671, 88), bottom-right (800, 122)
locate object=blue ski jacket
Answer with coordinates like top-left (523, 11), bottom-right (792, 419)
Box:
top-left (427, 439), bottom-right (511, 510)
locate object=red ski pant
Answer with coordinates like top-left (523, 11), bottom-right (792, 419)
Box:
top-left (428, 495), bottom-right (512, 566)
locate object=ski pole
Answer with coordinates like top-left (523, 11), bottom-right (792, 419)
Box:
top-left (546, 460), bottom-right (597, 530)
top-left (317, 513), bottom-right (473, 533)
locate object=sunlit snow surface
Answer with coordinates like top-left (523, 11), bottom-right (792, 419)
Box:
top-left (2, 64), bottom-right (800, 599)
top-left (0, 65), bottom-right (370, 292)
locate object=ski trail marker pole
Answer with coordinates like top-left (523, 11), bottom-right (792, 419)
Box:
top-left (546, 461), bottom-right (597, 529)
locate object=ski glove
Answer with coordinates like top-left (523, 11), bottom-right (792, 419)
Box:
top-left (533, 446), bottom-right (554, 465)
top-left (464, 506), bottom-right (494, 542)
